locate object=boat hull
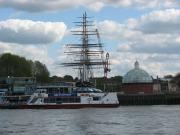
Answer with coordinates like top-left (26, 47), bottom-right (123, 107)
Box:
top-left (19, 103), bottom-right (119, 109)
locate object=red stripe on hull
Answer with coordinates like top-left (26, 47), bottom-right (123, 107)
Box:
top-left (19, 103), bottom-right (119, 109)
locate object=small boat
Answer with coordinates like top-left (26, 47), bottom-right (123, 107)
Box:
top-left (19, 89), bottom-right (119, 109)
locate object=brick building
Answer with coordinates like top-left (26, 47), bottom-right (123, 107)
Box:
top-left (122, 61), bottom-right (153, 94)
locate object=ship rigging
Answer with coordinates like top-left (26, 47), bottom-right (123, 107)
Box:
top-left (61, 12), bottom-right (111, 85)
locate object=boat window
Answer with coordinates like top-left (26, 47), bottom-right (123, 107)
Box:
top-left (44, 98), bottom-right (49, 103)
top-left (93, 97), bottom-right (100, 101)
top-left (74, 98), bottom-right (80, 102)
top-left (62, 98), bottom-right (68, 102)
top-left (50, 98), bottom-right (56, 103)
top-left (56, 98), bottom-right (61, 101)
top-left (56, 98), bottom-right (62, 103)
top-left (26, 98), bottom-right (31, 103)
top-left (69, 98), bottom-right (74, 102)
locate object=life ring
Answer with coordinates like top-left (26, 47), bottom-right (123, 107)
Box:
top-left (38, 93), bottom-right (40, 96)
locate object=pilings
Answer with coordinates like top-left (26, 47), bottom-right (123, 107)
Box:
top-left (117, 93), bottom-right (180, 105)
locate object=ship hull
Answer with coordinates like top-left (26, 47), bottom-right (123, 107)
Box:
top-left (19, 103), bottom-right (119, 109)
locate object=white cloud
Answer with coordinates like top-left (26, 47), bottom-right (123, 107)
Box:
top-left (91, 9), bottom-right (180, 78)
top-left (0, 42), bottom-right (68, 77)
top-left (133, 0), bottom-right (158, 10)
top-left (158, 0), bottom-right (180, 8)
top-left (96, 9), bottom-right (180, 55)
top-left (0, 0), bottom-right (131, 13)
top-left (1, 0), bottom-right (180, 13)
top-left (0, 19), bottom-right (66, 44)
top-left (9, 11), bottom-right (23, 18)
top-left (0, 42), bottom-right (48, 61)
top-left (107, 52), bottom-right (180, 78)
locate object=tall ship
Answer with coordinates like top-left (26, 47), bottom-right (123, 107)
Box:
top-left (19, 12), bottom-right (119, 109)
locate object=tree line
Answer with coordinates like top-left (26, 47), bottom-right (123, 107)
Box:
top-left (0, 53), bottom-right (124, 92)
top-left (0, 53), bottom-right (80, 83)
top-left (0, 53), bottom-right (50, 83)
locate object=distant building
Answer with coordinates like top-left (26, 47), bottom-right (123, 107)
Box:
top-left (0, 77), bottom-right (36, 95)
top-left (153, 77), bottom-right (177, 92)
top-left (0, 77), bottom-right (73, 95)
top-left (122, 61), bottom-right (153, 94)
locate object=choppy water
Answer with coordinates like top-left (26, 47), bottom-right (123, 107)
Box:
top-left (1, 105), bottom-right (180, 135)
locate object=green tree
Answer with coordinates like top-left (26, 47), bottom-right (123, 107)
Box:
top-left (96, 77), bottom-right (104, 90)
top-left (114, 83), bottom-right (122, 92)
top-left (63, 75), bottom-right (73, 82)
top-left (170, 72), bottom-right (180, 86)
top-left (110, 75), bottom-right (123, 81)
top-left (164, 74), bottom-right (173, 78)
top-left (0, 53), bottom-right (31, 77)
top-left (74, 77), bottom-right (78, 81)
top-left (30, 61), bottom-right (50, 83)
top-left (49, 75), bottom-right (63, 83)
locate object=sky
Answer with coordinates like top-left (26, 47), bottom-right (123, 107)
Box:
top-left (1, 0), bottom-right (180, 79)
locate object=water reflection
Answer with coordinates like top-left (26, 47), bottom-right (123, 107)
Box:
top-left (0, 106), bottom-right (180, 135)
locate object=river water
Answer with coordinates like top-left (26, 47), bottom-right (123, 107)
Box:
top-left (0, 105), bottom-right (180, 135)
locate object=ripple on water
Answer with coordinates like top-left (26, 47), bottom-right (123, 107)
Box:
top-left (1, 106), bottom-right (180, 135)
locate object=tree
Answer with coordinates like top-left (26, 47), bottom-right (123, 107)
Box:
top-left (63, 75), bottom-right (73, 82)
top-left (29, 61), bottom-right (50, 83)
top-left (170, 72), bottom-right (180, 86)
top-left (0, 53), bottom-right (50, 83)
top-left (164, 74), bottom-right (173, 78)
top-left (0, 53), bottom-right (31, 77)
top-left (49, 75), bottom-right (63, 83)
top-left (114, 83), bottom-right (122, 92)
top-left (96, 77), bottom-right (104, 90)
top-left (110, 76), bottom-right (123, 81)
top-left (74, 77), bottom-right (78, 81)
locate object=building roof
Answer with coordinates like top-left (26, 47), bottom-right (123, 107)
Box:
top-left (122, 61), bottom-right (153, 83)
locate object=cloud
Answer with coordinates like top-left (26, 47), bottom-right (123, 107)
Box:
top-left (96, 9), bottom-right (180, 54)
top-left (0, 42), bottom-right (48, 61)
top-left (107, 52), bottom-right (180, 78)
top-left (0, 42), bottom-right (67, 77)
top-left (1, 0), bottom-right (180, 13)
top-left (9, 11), bottom-right (23, 18)
top-left (0, 19), bottom-right (66, 44)
top-left (158, 0), bottom-right (180, 8)
top-left (135, 9), bottom-right (180, 34)
top-left (0, 0), bottom-right (131, 13)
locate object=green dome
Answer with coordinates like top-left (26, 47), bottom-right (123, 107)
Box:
top-left (122, 61), bottom-right (152, 83)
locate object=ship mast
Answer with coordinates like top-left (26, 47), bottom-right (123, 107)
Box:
top-left (61, 12), bottom-right (109, 83)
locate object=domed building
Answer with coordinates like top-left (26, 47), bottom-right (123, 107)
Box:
top-left (122, 61), bottom-right (153, 94)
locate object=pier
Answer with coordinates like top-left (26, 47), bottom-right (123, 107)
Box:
top-left (117, 93), bottom-right (180, 105)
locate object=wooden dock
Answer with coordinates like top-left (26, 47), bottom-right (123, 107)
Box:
top-left (117, 93), bottom-right (180, 105)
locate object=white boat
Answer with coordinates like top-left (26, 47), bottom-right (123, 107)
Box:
top-left (19, 89), bottom-right (119, 109)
